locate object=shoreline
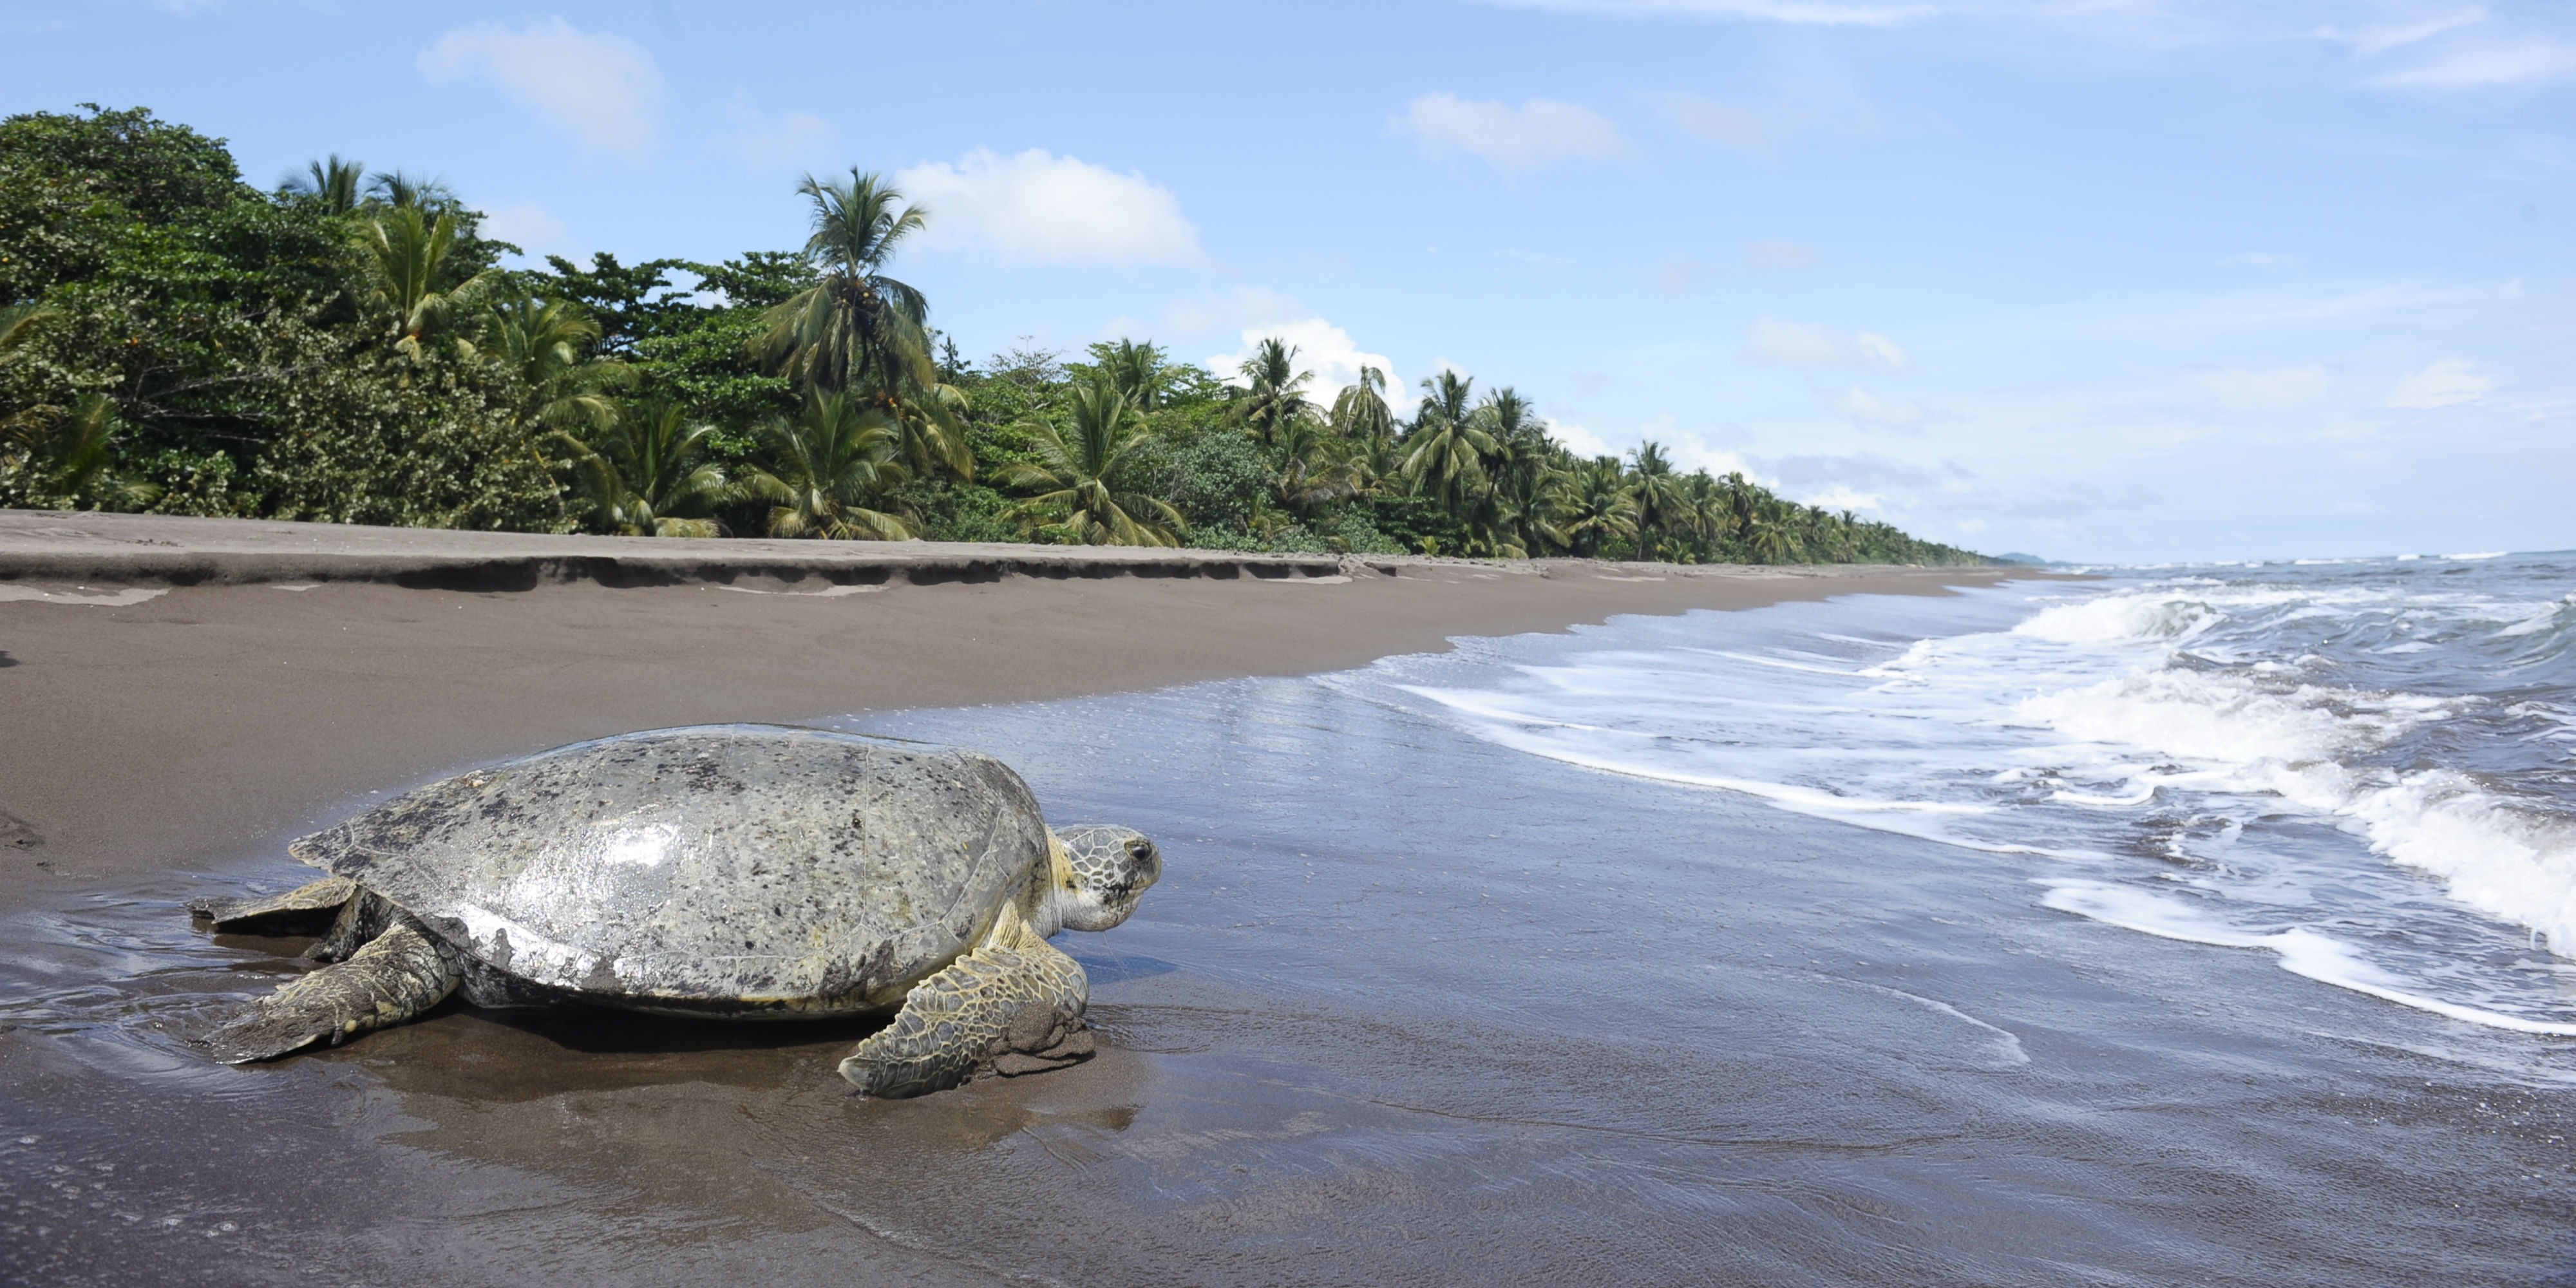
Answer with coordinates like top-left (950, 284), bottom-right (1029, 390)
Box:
top-left (1, 509), bottom-right (2058, 902)
top-left (0, 508), bottom-right (2014, 591)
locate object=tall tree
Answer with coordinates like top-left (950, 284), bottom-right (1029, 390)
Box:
top-left (1088, 338), bottom-right (1172, 411)
top-left (1269, 415), bottom-right (1361, 515)
top-left (753, 170), bottom-right (969, 478)
top-left (478, 294), bottom-right (625, 433)
top-left (1627, 440), bottom-right (1692, 544)
top-left (1546, 456), bottom-right (1641, 558)
top-left (1401, 370), bottom-right (1495, 515)
top-left (999, 383), bottom-right (1182, 546)
top-left (361, 169), bottom-right (459, 213)
top-left (1231, 337), bottom-right (1312, 448)
top-left (554, 399), bottom-right (733, 537)
top-left (756, 169), bottom-right (932, 397)
top-left (282, 154), bottom-right (364, 214)
top-left (0, 393), bottom-right (159, 509)
top-left (354, 206), bottom-right (497, 357)
top-left (740, 388), bottom-right (916, 540)
top-left (1331, 365), bottom-right (1396, 448)
top-left (1470, 388), bottom-right (1551, 558)
top-left (536, 252), bottom-right (699, 357)
top-left (1409, 369), bottom-right (1477, 440)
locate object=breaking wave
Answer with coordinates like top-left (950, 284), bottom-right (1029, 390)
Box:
top-left (1333, 551), bottom-right (2576, 1037)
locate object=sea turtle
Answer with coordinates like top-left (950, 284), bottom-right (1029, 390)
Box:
top-left (185, 724), bottom-right (1161, 1098)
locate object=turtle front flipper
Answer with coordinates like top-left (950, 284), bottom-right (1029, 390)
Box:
top-left (839, 912), bottom-right (1090, 1099)
top-left (189, 877), bottom-right (357, 935)
top-left (200, 917), bottom-right (462, 1065)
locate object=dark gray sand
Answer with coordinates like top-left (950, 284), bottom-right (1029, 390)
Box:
top-left (1, 528), bottom-right (2061, 1285)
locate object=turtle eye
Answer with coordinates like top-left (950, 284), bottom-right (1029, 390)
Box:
top-left (1126, 838), bottom-right (1161, 880)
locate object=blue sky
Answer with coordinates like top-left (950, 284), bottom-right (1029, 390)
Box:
top-left (5, 1), bottom-right (2571, 562)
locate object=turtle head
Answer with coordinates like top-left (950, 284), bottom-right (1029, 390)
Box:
top-left (1046, 825), bottom-right (1162, 932)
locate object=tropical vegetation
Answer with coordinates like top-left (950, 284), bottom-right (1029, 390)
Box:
top-left (0, 105), bottom-right (1985, 566)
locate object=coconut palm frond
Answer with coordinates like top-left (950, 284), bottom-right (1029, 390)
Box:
top-left (1001, 384), bottom-right (1180, 546)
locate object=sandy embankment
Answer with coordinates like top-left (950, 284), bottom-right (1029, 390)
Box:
top-left (0, 509), bottom-right (2034, 898)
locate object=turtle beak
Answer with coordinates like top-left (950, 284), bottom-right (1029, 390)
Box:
top-left (1126, 837), bottom-right (1162, 891)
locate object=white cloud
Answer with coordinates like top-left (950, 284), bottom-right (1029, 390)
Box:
top-left (1546, 414), bottom-right (1763, 478)
top-left (715, 109), bottom-right (837, 171)
top-left (1207, 317), bottom-right (1403, 406)
top-left (1802, 484), bottom-right (1887, 513)
top-left (1743, 317), bottom-right (1913, 371)
top-left (2314, 7), bottom-right (2486, 59)
top-left (894, 149), bottom-right (1205, 267)
top-left (1159, 285), bottom-right (1308, 338)
top-left (2386, 358), bottom-right (2492, 408)
top-left (1830, 386), bottom-right (1940, 433)
top-left (1666, 437), bottom-right (1760, 478)
top-left (2369, 38), bottom-right (2576, 90)
top-left (477, 202), bottom-right (573, 258)
top-left (2196, 365), bottom-right (2329, 410)
top-left (1551, 421), bottom-right (1625, 458)
top-left (418, 18), bottom-right (661, 158)
top-left (1392, 93), bottom-right (1632, 176)
top-left (1473, 0), bottom-right (1933, 26)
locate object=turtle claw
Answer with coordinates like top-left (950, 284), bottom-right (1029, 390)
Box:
top-left (197, 1013), bottom-right (333, 1065)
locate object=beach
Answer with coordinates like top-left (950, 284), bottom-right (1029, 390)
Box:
top-left (7, 520), bottom-right (2572, 1285)
top-left (0, 511), bottom-right (2070, 1286)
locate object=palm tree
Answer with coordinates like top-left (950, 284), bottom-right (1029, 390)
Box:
top-left (1742, 496), bottom-right (1796, 564)
top-left (1232, 337), bottom-right (1312, 448)
top-left (758, 170), bottom-right (931, 395)
top-left (1269, 415), bottom-right (1362, 515)
top-left (0, 394), bottom-right (159, 510)
top-left (740, 389), bottom-right (916, 540)
top-left (1460, 387), bottom-right (1548, 557)
top-left (1410, 369), bottom-right (1477, 438)
top-left (283, 155), bottom-right (365, 214)
top-left (998, 383), bottom-right (1183, 546)
top-left (755, 171), bottom-right (971, 479)
top-left (1401, 370), bottom-right (1495, 515)
top-left (554, 399), bottom-right (734, 537)
top-left (354, 206), bottom-right (496, 357)
top-left (1330, 365), bottom-right (1397, 455)
top-left (0, 303), bottom-right (52, 354)
top-left (362, 169), bottom-right (460, 213)
top-left (1546, 456), bottom-right (1640, 558)
top-left (1093, 339), bottom-right (1171, 411)
top-left (1627, 440), bottom-right (1692, 549)
top-left (1674, 471), bottom-right (1731, 562)
top-left (480, 294), bottom-right (626, 433)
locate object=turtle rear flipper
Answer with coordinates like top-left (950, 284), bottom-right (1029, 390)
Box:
top-left (839, 908), bottom-right (1089, 1099)
top-left (189, 877), bottom-right (356, 935)
top-left (200, 918), bottom-right (462, 1065)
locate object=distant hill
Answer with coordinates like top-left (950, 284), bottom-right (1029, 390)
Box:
top-left (1991, 553), bottom-right (2051, 565)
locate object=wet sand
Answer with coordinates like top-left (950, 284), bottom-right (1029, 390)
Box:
top-left (0, 515), bottom-right (2036, 1285)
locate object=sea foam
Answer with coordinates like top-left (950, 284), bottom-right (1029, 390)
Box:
top-left (1345, 554), bottom-right (2576, 1037)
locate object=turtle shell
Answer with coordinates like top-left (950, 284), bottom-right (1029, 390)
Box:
top-left (287, 724), bottom-right (1052, 1015)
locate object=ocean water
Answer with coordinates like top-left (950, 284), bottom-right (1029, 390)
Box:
top-left (1335, 553), bottom-right (2576, 1053)
top-left (6, 565), bottom-right (2573, 1285)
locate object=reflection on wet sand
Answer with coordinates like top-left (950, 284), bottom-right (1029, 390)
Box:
top-left (6, 587), bottom-right (2574, 1285)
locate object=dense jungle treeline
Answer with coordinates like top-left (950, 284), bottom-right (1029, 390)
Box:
top-left (0, 106), bottom-right (1987, 565)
